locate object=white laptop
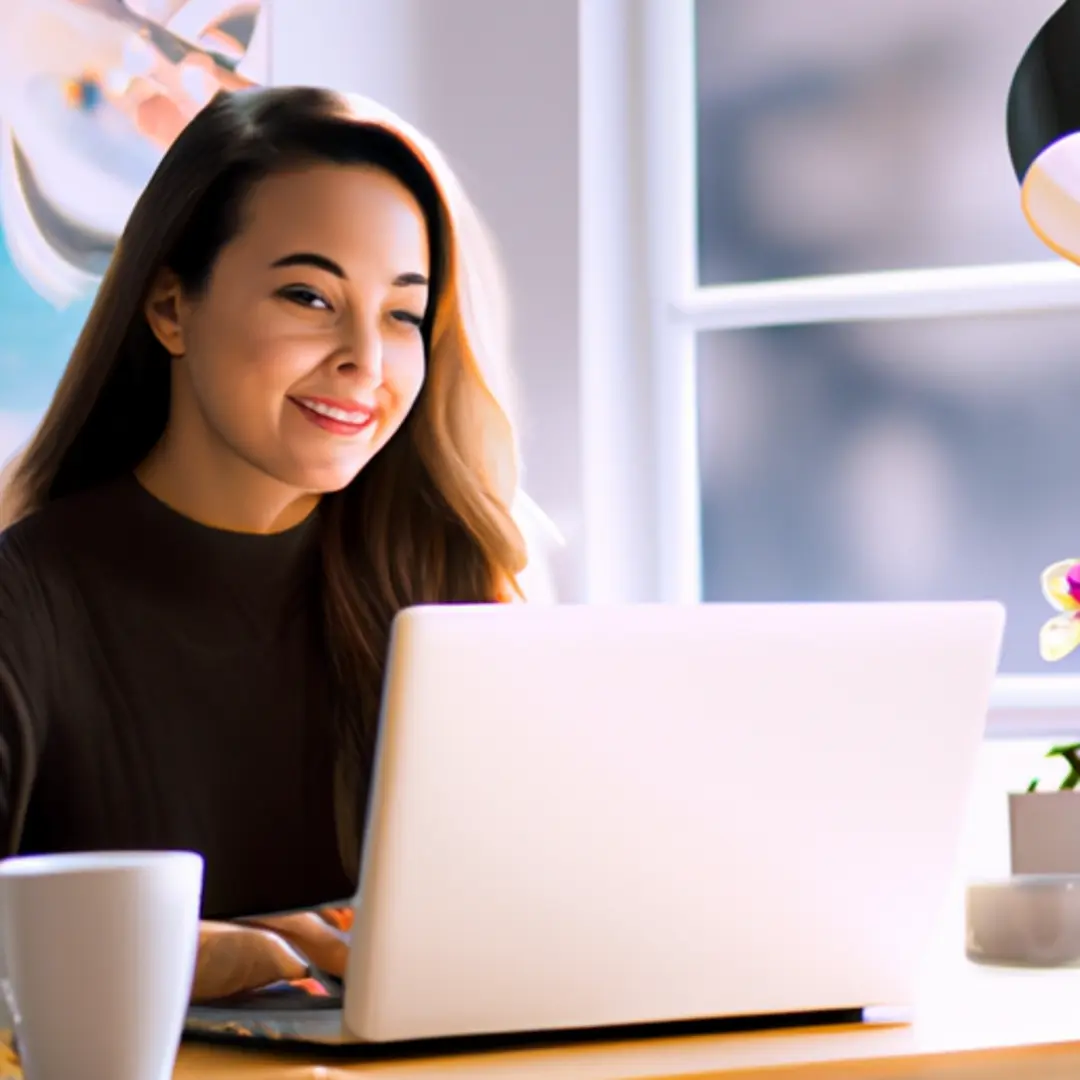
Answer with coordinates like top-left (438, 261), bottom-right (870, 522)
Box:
top-left (186, 600), bottom-right (1005, 1047)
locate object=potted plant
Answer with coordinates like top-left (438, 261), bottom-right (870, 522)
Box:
top-left (1009, 559), bottom-right (1080, 874)
top-left (1010, 744), bottom-right (1080, 874)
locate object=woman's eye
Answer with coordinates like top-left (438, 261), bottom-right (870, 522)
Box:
top-left (278, 285), bottom-right (332, 311)
top-left (392, 310), bottom-right (424, 329)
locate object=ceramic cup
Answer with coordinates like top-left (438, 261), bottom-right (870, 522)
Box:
top-left (0, 850), bottom-right (203, 1080)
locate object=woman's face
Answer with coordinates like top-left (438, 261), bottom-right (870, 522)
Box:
top-left (147, 161), bottom-right (431, 496)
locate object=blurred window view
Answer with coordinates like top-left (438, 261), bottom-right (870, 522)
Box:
top-left (693, 0), bottom-right (1076, 672)
top-left (694, 0), bottom-right (1056, 283)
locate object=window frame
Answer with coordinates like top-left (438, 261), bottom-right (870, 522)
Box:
top-left (634, 0), bottom-right (1080, 736)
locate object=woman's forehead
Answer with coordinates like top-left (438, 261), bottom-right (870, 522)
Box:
top-left (230, 164), bottom-right (431, 274)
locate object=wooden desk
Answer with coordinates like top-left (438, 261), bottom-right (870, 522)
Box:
top-left (166, 938), bottom-right (1080, 1077)
top-left (161, 886), bottom-right (1080, 1078)
top-left (163, 878), bottom-right (1080, 1079)
top-left (168, 941), bottom-right (1080, 1078)
top-left (6, 1019), bottom-right (1080, 1080)
top-left (6, 904), bottom-right (1079, 1080)
top-left (7, 750), bottom-right (1079, 1079)
top-left (170, 1034), bottom-right (1080, 1080)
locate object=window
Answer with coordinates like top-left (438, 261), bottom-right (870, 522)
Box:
top-left (638, 0), bottom-right (1080, 733)
top-left (695, 0), bottom-right (1053, 282)
top-left (697, 312), bottom-right (1078, 675)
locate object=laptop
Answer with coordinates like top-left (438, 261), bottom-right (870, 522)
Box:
top-left (186, 600), bottom-right (1005, 1047)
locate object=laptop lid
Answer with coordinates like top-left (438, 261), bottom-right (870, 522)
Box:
top-left (343, 600), bottom-right (1005, 1043)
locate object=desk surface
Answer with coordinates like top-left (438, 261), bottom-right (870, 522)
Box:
top-left (168, 1033), bottom-right (1080, 1080)
top-left (169, 947), bottom-right (1080, 1078)
top-left (154, 892), bottom-right (1080, 1078)
top-left (159, 882), bottom-right (1080, 1080)
top-left (7, 753), bottom-right (1080, 1080)
top-left (5, 1020), bottom-right (1080, 1080)
top-left (6, 905), bottom-right (1079, 1080)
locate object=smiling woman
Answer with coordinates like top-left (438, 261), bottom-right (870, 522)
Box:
top-left (0, 86), bottom-right (526, 999)
top-left (137, 153), bottom-right (442, 530)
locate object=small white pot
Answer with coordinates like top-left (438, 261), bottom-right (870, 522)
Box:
top-left (1009, 791), bottom-right (1080, 874)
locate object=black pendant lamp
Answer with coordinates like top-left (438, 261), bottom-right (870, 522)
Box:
top-left (1007, 0), bottom-right (1080, 262)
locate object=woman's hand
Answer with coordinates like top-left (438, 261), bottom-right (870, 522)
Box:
top-left (237, 910), bottom-right (350, 980)
top-left (191, 910), bottom-right (352, 1003)
top-left (191, 920), bottom-right (309, 1003)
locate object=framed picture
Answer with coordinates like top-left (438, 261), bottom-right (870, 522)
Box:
top-left (0, 0), bottom-right (271, 462)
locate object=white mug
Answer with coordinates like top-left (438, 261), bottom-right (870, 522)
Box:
top-left (0, 850), bottom-right (203, 1080)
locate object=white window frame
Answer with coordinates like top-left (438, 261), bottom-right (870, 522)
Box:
top-left (637, 0), bottom-right (1080, 737)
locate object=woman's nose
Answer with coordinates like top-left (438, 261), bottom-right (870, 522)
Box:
top-left (336, 324), bottom-right (383, 388)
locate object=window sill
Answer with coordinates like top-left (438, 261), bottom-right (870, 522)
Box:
top-left (987, 675), bottom-right (1080, 738)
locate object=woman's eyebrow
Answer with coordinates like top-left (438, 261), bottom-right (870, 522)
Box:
top-left (270, 254), bottom-right (428, 289)
top-left (271, 252), bottom-right (346, 278)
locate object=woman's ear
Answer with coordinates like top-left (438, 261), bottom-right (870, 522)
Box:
top-left (144, 267), bottom-right (188, 357)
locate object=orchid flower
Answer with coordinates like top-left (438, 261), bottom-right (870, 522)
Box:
top-left (1039, 558), bottom-right (1080, 661)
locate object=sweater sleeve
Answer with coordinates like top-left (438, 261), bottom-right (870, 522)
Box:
top-left (0, 533), bottom-right (52, 856)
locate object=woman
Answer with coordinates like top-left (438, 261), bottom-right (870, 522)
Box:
top-left (0, 85), bottom-right (527, 998)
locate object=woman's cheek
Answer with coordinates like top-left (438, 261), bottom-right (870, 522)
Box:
top-left (393, 349), bottom-right (428, 411)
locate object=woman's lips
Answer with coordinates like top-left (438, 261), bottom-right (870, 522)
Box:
top-left (289, 396), bottom-right (375, 436)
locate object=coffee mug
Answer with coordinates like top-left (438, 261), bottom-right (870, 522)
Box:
top-left (0, 850), bottom-right (203, 1080)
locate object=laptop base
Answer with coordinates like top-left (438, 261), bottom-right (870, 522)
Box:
top-left (184, 1004), bottom-right (872, 1054)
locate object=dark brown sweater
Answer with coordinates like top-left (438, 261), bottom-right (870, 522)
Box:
top-left (0, 474), bottom-right (355, 918)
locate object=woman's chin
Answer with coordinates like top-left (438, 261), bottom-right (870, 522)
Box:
top-left (274, 459), bottom-right (371, 496)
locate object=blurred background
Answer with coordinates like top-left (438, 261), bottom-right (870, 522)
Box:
top-left (0, 0), bottom-right (270, 465)
top-left (694, 0), bottom-right (1076, 673)
top-left (0, 0), bottom-right (1075, 674)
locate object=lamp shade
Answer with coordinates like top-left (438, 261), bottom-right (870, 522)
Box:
top-left (1008, 0), bottom-right (1080, 263)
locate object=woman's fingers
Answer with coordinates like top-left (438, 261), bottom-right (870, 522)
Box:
top-left (317, 906), bottom-right (354, 933)
top-left (191, 908), bottom-right (353, 1005)
top-left (191, 921), bottom-right (309, 1004)
top-left (239, 912), bottom-right (350, 978)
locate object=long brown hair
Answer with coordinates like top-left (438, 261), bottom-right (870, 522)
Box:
top-left (0, 86), bottom-right (527, 873)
